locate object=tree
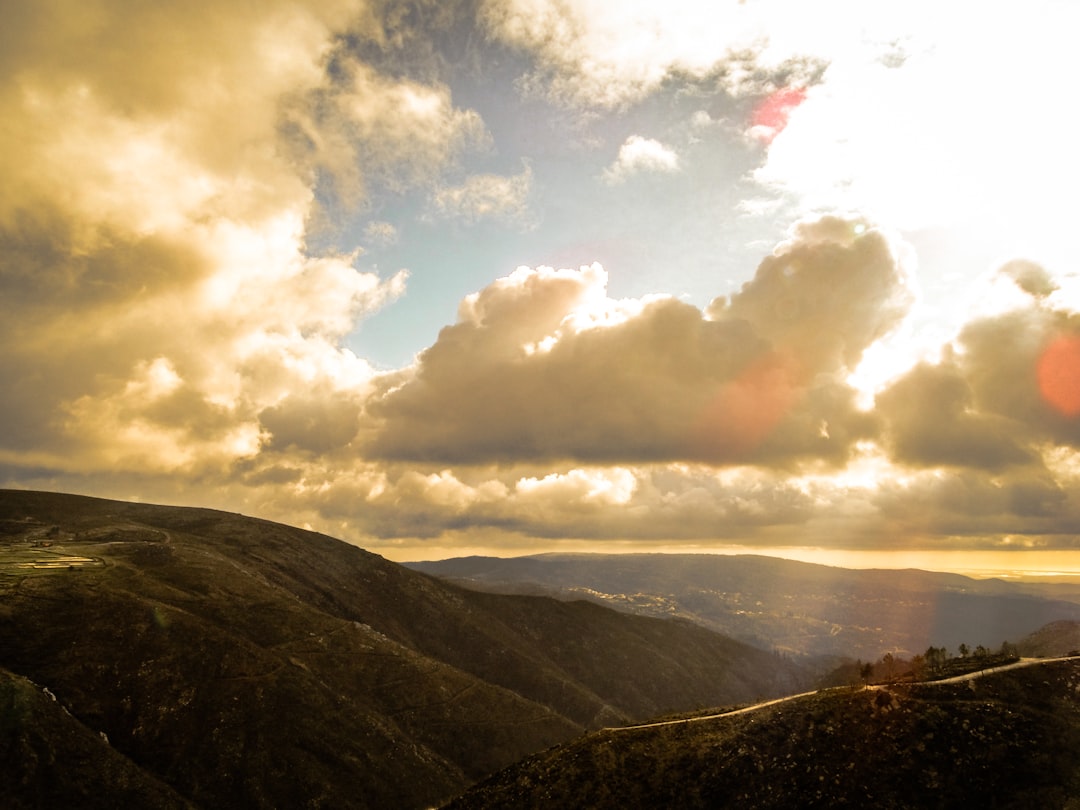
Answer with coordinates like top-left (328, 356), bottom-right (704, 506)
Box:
top-left (909, 654), bottom-right (927, 682)
top-left (882, 652), bottom-right (897, 682)
top-left (925, 646), bottom-right (948, 674)
top-left (958, 643), bottom-right (970, 658)
top-left (860, 661), bottom-right (874, 688)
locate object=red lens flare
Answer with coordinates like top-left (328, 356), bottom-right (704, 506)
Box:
top-left (751, 86), bottom-right (807, 144)
top-left (1037, 335), bottom-right (1080, 417)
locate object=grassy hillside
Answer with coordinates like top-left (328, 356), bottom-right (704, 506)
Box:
top-left (447, 659), bottom-right (1080, 809)
top-left (0, 489), bottom-right (808, 808)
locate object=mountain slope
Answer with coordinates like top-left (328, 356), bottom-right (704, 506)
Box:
top-left (0, 489), bottom-right (807, 808)
top-left (0, 667), bottom-right (194, 810)
top-left (1017, 620), bottom-right (1080, 657)
top-left (408, 553), bottom-right (1080, 659)
top-left (447, 659), bottom-right (1080, 809)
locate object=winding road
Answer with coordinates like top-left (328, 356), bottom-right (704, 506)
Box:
top-left (607, 656), bottom-right (1080, 733)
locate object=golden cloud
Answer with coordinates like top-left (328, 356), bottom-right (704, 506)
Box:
top-left (365, 216), bottom-right (906, 466)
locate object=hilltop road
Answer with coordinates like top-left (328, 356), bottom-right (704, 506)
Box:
top-left (608, 656), bottom-right (1079, 733)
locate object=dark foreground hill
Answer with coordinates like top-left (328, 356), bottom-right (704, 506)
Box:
top-left (447, 659), bottom-right (1080, 809)
top-left (0, 490), bottom-right (807, 809)
top-left (408, 553), bottom-right (1080, 660)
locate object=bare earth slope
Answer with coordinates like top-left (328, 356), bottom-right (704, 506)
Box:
top-left (0, 489), bottom-right (808, 809)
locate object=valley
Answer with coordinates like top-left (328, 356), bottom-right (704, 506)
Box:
top-left (6, 489), bottom-right (1080, 808)
top-left (408, 553), bottom-right (1080, 661)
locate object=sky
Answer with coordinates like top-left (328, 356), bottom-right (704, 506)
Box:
top-left (5, 0), bottom-right (1080, 575)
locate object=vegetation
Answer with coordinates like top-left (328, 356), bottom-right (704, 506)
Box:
top-left (408, 553), bottom-right (1080, 661)
top-left (820, 642), bottom-right (1022, 689)
top-left (8, 490), bottom-right (1080, 808)
top-left (447, 660), bottom-right (1080, 809)
top-left (0, 489), bottom-right (809, 809)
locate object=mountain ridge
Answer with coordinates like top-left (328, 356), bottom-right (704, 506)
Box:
top-left (0, 489), bottom-right (808, 809)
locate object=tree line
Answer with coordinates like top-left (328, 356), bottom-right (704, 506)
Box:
top-left (822, 641), bottom-right (1021, 689)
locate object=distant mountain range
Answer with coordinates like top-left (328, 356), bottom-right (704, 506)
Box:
top-left (0, 490), bottom-right (808, 809)
top-left (406, 553), bottom-right (1080, 661)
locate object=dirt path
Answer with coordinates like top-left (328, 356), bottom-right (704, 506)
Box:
top-left (607, 656), bottom-right (1079, 733)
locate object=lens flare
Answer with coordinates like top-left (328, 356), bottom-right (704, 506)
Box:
top-left (694, 351), bottom-right (801, 458)
top-left (1037, 335), bottom-right (1080, 416)
top-left (750, 86), bottom-right (807, 143)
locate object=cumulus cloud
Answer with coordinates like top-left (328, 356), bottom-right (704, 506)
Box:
top-left (868, 279), bottom-right (1080, 540)
top-left (998, 259), bottom-right (1057, 300)
top-left (602, 136), bottom-right (680, 184)
top-left (364, 215), bottom-right (908, 466)
top-left (955, 305), bottom-right (1080, 448)
top-left (0, 0), bottom-right (466, 476)
top-left (876, 356), bottom-right (1034, 471)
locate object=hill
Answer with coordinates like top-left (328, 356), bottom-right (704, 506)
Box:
top-left (446, 658), bottom-right (1080, 809)
top-left (0, 490), bottom-right (807, 809)
top-left (407, 553), bottom-right (1080, 660)
top-left (1017, 620), bottom-right (1080, 658)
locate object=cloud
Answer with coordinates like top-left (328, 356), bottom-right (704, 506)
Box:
top-left (239, 460), bottom-right (819, 542)
top-left (363, 221), bottom-right (399, 246)
top-left (0, 0), bottom-right (454, 476)
top-left (998, 260), bottom-right (1057, 300)
top-left (430, 163), bottom-right (534, 225)
top-left (956, 304), bottom-right (1080, 449)
top-left (484, 0), bottom-right (1080, 272)
top-left (5, 1), bottom-right (1080, 560)
top-left (478, 0), bottom-right (831, 109)
top-left (290, 55), bottom-right (489, 202)
top-left (751, 1), bottom-right (1080, 252)
top-left (875, 356), bottom-right (1035, 471)
top-left (365, 215), bottom-right (908, 466)
top-left (748, 86), bottom-right (807, 144)
top-left (872, 467), bottom-right (1074, 542)
top-left (866, 276), bottom-right (1080, 539)
top-left (602, 136), bottom-right (679, 184)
